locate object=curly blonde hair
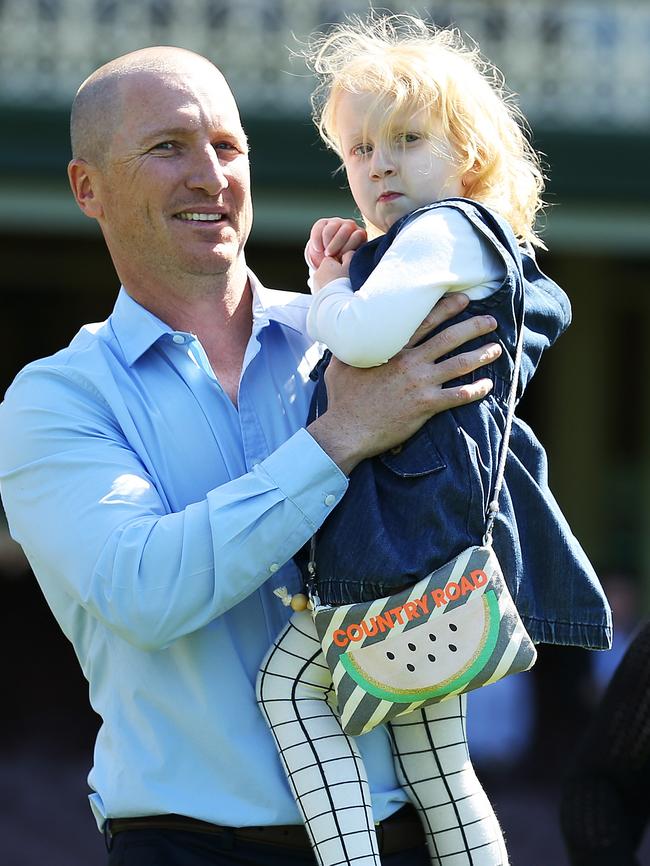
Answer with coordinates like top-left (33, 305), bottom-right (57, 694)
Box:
top-left (303, 13), bottom-right (546, 246)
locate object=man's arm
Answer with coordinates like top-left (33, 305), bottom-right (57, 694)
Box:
top-left (310, 292), bottom-right (500, 474)
top-left (0, 295), bottom-right (497, 649)
top-left (0, 369), bottom-right (342, 650)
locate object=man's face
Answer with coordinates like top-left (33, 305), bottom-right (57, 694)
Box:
top-left (88, 65), bottom-right (252, 292)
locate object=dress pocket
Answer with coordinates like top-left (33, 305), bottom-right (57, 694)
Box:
top-left (378, 425), bottom-right (446, 477)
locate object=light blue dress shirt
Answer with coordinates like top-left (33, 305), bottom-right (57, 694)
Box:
top-left (0, 274), bottom-right (406, 830)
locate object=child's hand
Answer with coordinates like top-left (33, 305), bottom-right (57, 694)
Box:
top-left (312, 251), bottom-right (354, 293)
top-left (308, 218), bottom-right (367, 269)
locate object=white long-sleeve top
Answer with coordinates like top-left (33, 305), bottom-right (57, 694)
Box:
top-left (306, 207), bottom-right (506, 368)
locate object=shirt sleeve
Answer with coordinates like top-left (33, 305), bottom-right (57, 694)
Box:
top-left (0, 364), bottom-right (347, 651)
top-left (306, 207), bottom-right (504, 367)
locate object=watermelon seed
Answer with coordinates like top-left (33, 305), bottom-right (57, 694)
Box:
top-left (428, 633), bottom-right (437, 642)
top-left (407, 664), bottom-right (415, 672)
top-left (386, 651), bottom-right (395, 660)
top-left (449, 623), bottom-right (458, 631)
top-left (408, 643), bottom-right (416, 651)
top-left (449, 644), bottom-right (458, 652)
top-left (428, 654), bottom-right (436, 662)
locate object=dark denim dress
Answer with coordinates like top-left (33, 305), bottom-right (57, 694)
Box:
top-left (304, 199), bottom-right (611, 650)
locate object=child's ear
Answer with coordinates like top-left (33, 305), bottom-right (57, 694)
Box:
top-left (460, 164), bottom-right (479, 194)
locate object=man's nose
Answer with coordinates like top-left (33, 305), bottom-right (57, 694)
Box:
top-left (187, 146), bottom-right (229, 195)
top-left (370, 146), bottom-right (396, 179)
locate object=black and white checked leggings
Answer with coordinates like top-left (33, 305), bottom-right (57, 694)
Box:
top-left (257, 611), bottom-right (509, 866)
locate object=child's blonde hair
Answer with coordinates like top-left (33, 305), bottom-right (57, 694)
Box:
top-left (303, 13), bottom-right (546, 246)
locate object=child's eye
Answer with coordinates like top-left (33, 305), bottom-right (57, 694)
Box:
top-left (352, 143), bottom-right (373, 157)
top-left (396, 132), bottom-right (420, 145)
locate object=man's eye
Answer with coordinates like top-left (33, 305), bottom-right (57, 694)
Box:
top-left (215, 141), bottom-right (239, 154)
top-left (151, 141), bottom-right (175, 152)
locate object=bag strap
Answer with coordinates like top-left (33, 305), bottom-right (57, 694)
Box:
top-left (482, 282), bottom-right (525, 546)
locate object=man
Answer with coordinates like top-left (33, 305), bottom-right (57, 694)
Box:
top-left (0, 47), bottom-right (500, 865)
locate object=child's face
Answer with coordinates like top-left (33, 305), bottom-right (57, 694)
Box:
top-left (336, 90), bottom-right (464, 233)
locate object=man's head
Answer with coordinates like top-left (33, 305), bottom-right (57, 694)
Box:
top-left (68, 47), bottom-right (253, 300)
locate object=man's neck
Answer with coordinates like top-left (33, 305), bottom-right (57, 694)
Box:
top-left (127, 261), bottom-right (254, 405)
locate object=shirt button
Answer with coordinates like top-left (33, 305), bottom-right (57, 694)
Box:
top-left (269, 563), bottom-right (280, 573)
top-left (172, 334), bottom-right (185, 344)
top-left (324, 494), bottom-right (336, 507)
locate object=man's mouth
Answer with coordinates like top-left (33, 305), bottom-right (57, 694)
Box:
top-left (175, 212), bottom-right (226, 222)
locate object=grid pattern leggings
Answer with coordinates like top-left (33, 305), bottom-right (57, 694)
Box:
top-left (257, 611), bottom-right (509, 866)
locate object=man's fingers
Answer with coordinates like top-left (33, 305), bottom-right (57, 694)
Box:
top-left (406, 293), bottom-right (471, 347)
top-left (413, 313), bottom-right (499, 361)
top-left (423, 378), bottom-right (495, 415)
top-left (431, 342), bottom-right (502, 384)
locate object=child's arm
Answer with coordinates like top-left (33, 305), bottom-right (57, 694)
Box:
top-left (307, 208), bottom-right (504, 368)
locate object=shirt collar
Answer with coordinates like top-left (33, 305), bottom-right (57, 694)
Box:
top-left (110, 272), bottom-right (311, 367)
top-left (248, 270), bottom-right (311, 335)
top-left (110, 288), bottom-right (174, 367)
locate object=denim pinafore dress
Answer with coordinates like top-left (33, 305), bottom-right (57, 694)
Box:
top-left (304, 199), bottom-right (612, 650)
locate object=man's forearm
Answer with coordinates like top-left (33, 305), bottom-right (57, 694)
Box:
top-left (307, 298), bottom-right (501, 476)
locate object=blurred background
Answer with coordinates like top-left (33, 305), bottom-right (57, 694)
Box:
top-left (1, 0), bottom-right (649, 864)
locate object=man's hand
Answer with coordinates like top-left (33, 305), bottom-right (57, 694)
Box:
top-left (308, 293), bottom-right (501, 475)
top-left (308, 218), bottom-right (367, 269)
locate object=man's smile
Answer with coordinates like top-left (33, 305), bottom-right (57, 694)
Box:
top-left (174, 206), bottom-right (229, 223)
top-left (175, 212), bottom-right (225, 221)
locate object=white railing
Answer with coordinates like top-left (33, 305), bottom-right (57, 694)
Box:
top-left (0, 0), bottom-right (649, 128)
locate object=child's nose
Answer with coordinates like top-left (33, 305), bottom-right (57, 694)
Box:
top-left (370, 147), bottom-right (396, 178)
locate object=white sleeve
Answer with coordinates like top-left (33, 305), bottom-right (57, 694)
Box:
top-left (306, 208), bottom-right (505, 368)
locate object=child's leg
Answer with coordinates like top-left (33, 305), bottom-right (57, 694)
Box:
top-left (257, 611), bottom-right (381, 866)
top-left (388, 696), bottom-right (509, 866)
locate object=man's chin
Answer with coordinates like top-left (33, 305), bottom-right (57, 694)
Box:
top-left (181, 247), bottom-right (244, 278)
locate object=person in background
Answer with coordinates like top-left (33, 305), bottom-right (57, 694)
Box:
top-left (560, 620), bottom-right (650, 866)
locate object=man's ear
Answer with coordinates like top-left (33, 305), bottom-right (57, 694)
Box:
top-left (68, 158), bottom-right (104, 219)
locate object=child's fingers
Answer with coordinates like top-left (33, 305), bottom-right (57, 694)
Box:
top-left (323, 220), bottom-right (364, 257)
top-left (308, 218), bottom-right (330, 254)
top-left (338, 227), bottom-right (368, 256)
top-left (316, 255), bottom-right (347, 280)
top-left (322, 221), bottom-right (349, 254)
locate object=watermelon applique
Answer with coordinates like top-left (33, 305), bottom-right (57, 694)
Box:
top-left (313, 545), bottom-right (537, 736)
top-left (340, 589), bottom-right (500, 702)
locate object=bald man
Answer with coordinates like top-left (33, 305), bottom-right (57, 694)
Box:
top-left (0, 48), bottom-right (501, 865)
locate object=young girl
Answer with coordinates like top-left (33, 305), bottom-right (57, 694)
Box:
top-left (257, 14), bottom-right (612, 866)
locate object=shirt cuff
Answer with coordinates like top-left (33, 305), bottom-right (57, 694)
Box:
top-left (258, 427), bottom-right (348, 530)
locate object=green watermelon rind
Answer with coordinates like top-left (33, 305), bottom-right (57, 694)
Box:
top-left (339, 590), bottom-right (500, 703)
